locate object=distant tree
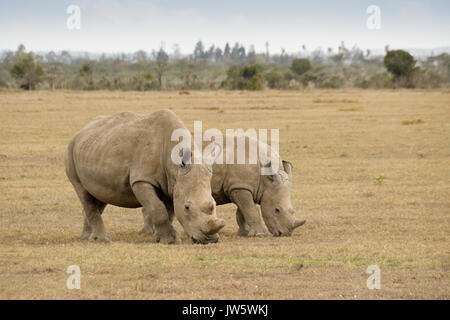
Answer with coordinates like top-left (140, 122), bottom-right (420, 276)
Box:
top-left (247, 45), bottom-right (256, 61)
top-left (45, 51), bottom-right (57, 63)
top-left (193, 41), bottom-right (205, 60)
top-left (230, 43), bottom-right (240, 61)
top-left (207, 45), bottom-right (215, 60)
top-left (60, 50), bottom-right (72, 64)
top-left (133, 50), bottom-right (147, 64)
top-left (291, 58), bottom-right (311, 76)
top-left (45, 64), bottom-right (63, 89)
top-left (384, 50), bottom-right (416, 80)
top-left (223, 43), bottom-right (231, 59)
top-left (172, 44), bottom-right (181, 60)
top-left (214, 47), bottom-right (223, 62)
top-left (78, 62), bottom-right (94, 89)
top-left (10, 53), bottom-right (44, 90)
top-left (15, 44), bottom-right (27, 60)
top-left (154, 47), bottom-right (169, 89)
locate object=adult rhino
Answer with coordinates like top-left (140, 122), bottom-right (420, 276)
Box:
top-left (142, 136), bottom-right (305, 237)
top-left (64, 109), bottom-right (225, 244)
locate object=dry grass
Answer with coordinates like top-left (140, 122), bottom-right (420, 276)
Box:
top-left (0, 89), bottom-right (449, 300)
top-left (402, 119), bottom-right (425, 125)
top-left (338, 106), bottom-right (364, 112)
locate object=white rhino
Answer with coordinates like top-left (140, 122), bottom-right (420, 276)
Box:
top-left (142, 136), bottom-right (305, 237)
top-left (64, 110), bottom-right (225, 244)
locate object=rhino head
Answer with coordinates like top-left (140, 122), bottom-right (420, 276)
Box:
top-left (173, 147), bottom-right (226, 244)
top-left (259, 160), bottom-right (306, 237)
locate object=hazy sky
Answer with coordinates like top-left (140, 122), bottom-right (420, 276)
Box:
top-left (1, 0), bottom-right (449, 54)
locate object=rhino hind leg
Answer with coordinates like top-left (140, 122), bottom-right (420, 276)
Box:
top-left (76, 189), bottom-right (108, 242)
top-left (133, 182), bottom-right (179, 244)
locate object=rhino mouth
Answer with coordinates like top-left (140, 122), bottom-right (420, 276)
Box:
top-left (190, 234), bottom-right (219, 244)
top-left (272, 230), bottom-right (291, 237)
top-left (267, 226), bottom-right (291, 237)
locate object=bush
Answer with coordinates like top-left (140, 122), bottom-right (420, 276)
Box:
top-left (384, 50), bottom-right (416, 87)
top-left (223, 65), bottom-right (264, 90)
top-left (291, 58), bottom-right (312, 76)
top-left (356, 72), bottom-right (393, 89)
top-left (265, 71), bottom-right (282, 88)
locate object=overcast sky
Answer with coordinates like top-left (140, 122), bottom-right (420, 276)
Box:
top-left (1, 0), bottom-right (449, 54)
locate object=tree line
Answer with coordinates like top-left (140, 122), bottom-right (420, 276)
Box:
top-left (0, 42), bottom-right (449, 91)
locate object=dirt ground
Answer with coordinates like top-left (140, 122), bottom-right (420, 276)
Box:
top-left (0, 89), bottom-right (448, 299)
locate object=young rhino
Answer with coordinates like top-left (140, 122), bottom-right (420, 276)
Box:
top-left (65, 109), bottom-right (225, 244)
top-left (142, 136), bottom-right (305, 237)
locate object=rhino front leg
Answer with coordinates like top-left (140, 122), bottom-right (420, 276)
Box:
top-left (236, 209), bottom-right (250, 236)
top-left (140, 198), bottom-right (173, 235)
top-left (230, 190), bottom-right (267, 237)
top-left (133, 182), bottom-right (179, 244)
top-left (139, 211), bottom-right (155, 235)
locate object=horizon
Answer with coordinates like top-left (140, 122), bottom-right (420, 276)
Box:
top-left (1, 0), bottom-right (449, 55)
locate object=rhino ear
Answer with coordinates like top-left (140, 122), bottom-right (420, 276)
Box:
top-left (282, 160), bottom-right (293, 181)
top-left (263, 162), bottom-right (282, 185)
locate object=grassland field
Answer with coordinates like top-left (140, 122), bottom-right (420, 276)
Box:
top-left (0, 89), bottom-right (449, 299)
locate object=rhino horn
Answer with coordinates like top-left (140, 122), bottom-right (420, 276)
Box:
top-left (292, 219), bottom-right (306, 230)
top-left (203, 218), bottom-right (226, 235)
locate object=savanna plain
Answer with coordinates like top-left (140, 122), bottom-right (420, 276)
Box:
top-left (0, 89), bottom-right (449, 299)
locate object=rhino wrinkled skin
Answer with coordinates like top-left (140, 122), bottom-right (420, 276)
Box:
top-left (64, 109), bottom-right (225, 244)
top-left (142, 136), bottom-right (306, 237)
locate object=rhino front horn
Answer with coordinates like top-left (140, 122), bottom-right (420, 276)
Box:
top-left (293, 219), bottom-right (306, 230)
top-left (204, 218), bottom-right (226, 235)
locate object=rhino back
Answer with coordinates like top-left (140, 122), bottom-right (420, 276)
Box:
top-left (69, 110), bottom-right (184, 207)
top-left (205, 136), bottom-right (261, 204)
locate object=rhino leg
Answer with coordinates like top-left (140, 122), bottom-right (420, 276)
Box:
top-left (133, 182), bottom-right (179, 244)
top-left (139, 211), bottom-right (155, 235)
top-left (236, 209), bottom-right (250, 236)
top-left (140, 198), bottom-right (173, 235)
top-left (230, 190), bottom-right (267, 237)
top-left (76, 189), bottom-right (108, 242)
top-left (80, 216), bottom-right (92, 239)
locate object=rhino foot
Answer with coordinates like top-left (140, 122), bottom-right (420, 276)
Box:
top-left (139, 224), bottom-right (155, 235)
top-left (237, 228), bottom-right (250, 237)
top-left (80, 231), bottom-right (91, 240)
top-left (247, 227), bottom-right (268, 237)
top-left (89, 233), bottom-right (110, 242)
top-left (155, 229), bottom-right (180, 244)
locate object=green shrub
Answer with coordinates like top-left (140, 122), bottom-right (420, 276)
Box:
top-left (291, 58), bottom-right (312, 76)
top-left (224, 64), bottom-right (263, 90)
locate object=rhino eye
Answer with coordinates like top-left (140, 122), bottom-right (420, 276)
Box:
top-left (184, 204), bottom-right (190, 211)
top-left (274, 208), bottom-right (281, 215)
